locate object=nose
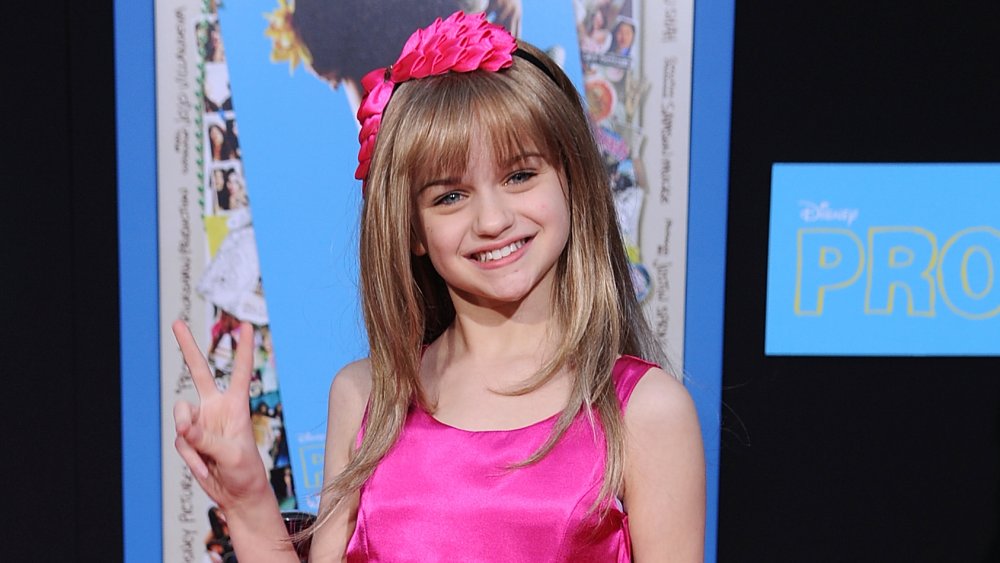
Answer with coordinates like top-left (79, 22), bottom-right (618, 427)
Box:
top-left (472, 191), bottom-right (514, 238)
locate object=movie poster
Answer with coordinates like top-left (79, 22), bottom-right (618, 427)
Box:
top-left (574, 0), bottom-right (694, 364)
top-left (766, 163), bottom-right (1000, 356)
top-left (155, 1), bottom-right (692, 560)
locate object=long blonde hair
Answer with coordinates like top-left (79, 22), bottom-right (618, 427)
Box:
top-left (312, 41), bottom-right (666, 532)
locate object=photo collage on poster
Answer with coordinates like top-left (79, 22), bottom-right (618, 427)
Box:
top-left (574, 0), bottom-right (650, 301)
top-left (194, 2), bottom-right (297, 560)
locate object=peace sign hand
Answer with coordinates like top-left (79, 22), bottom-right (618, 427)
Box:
top-left (172, 319), bottom-right (271, 512)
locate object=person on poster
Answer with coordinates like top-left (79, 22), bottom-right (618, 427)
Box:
top-left (173, 12), bottom-right (704, 562)
top-left (609, 16), bottom-right (636, 57)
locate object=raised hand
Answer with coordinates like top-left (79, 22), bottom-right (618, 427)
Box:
top-left (489, 0), bottom-right (522, 37)
top-left (173, 319), bottom-right (271, 511)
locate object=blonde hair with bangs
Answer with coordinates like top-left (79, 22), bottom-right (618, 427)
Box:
top-left (312, 41), bottom-right (667, 532)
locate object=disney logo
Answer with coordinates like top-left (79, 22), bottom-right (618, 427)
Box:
top-left (798, 200), bottom-right (860, 226)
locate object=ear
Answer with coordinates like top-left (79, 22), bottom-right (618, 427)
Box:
top-left (411, 229), bottom-right (427, 256)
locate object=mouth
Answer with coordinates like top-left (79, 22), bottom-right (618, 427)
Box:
top-left (471, 238), bottom-right (530, 263)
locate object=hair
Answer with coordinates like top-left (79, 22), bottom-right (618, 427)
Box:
top-left (208, 506), bottom-right (228, 539)
top-left (310, 41), bottom-right (667, 534)
top-left (585, 9), bottom-right (607, 34)
top-left (208, 124), bottom-right (228, 159)
top-left (292, 0), bottom-right (460, 84)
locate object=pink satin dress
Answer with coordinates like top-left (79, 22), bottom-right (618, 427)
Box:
top-left (344, 355), bottom-right (655, 562)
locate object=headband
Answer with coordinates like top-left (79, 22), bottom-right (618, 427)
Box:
top-left (355, 11), bottom-right (554, 191)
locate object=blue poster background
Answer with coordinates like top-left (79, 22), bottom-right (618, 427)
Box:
top-left (766, 163), bottom-right (1000, 356)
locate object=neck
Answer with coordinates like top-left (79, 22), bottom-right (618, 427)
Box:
top-left (443, 289), bottom-right (559, 364)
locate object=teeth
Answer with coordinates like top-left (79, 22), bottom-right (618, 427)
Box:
top-left (477, 239), bottom-right (525, 262)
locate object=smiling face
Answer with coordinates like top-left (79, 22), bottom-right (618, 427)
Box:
top-left (359, 45), bottom-right (617, 346)
top-left (613, 21), bottom-right (635, 51)
top-left (412, 135), bottom-right (570, 311)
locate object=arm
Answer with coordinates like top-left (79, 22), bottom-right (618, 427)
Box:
top-left (488, 0), bottom-right (521, 37)
top-left (622, 367), bottom-right (706, 562)
top-left (172, 320), bottom-right (299, 563)
top-left (306, 359), bottom-right (372, 562)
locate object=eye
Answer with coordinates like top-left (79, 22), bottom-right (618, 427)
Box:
top-left (504, 170), bottom-right (537, 186)
top-left (434, 191), bottom-right (465, 206)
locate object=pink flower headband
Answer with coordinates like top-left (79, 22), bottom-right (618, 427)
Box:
top-left (354, 11), bottom-right (518, 191)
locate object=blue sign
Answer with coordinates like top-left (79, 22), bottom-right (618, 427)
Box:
top-left (766, 163), bottom-right (1000, 356)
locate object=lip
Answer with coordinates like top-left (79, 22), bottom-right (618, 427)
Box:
top-left (467, 236), bottom-right (532, 269)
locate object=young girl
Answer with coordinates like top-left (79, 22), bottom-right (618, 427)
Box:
top-left (173, 11), bottom-right (704, 562)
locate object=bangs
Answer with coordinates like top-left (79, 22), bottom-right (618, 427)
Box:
top-left (384, 67), bottom-right (562, 191)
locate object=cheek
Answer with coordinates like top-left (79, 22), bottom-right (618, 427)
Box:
top-left (416, 220), bottom-right (455, 259)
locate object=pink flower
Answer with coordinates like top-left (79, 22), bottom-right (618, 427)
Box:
top-left (355, 11), bottom-right (518, 191)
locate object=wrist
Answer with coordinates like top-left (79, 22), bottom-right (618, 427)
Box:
top-left (223, 476), bottom-right (280, 523)
top-left (224, 489), bottom-right (300, 562)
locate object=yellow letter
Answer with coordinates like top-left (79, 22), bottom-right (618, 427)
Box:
top-left (865, 227), bottom-right (936, 316)
top-left (795, 228), bottom-right (863, 315)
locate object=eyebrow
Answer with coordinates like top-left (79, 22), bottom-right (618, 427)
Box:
top-left (416, 152), bottom-right (546, 195)
top-left (504, 151), bottom-right (544, 167)
top-left (417, 176), bottom-right (462, 196)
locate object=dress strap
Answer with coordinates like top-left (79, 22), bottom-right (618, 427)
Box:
top-left (611, 355), bottom-right (658, 410)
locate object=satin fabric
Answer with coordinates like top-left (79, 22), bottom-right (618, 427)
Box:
top-left (345, 355), bottom-right (654, 562)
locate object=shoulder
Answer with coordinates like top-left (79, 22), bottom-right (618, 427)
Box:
top-left (622, 364), bottom-right (703, 497)
top-left (326, 358), bottom-right (373, 454)
top-left (328, 358), bottom-right (372, 406)
top-left (623, 365), bottom-right (697, 432)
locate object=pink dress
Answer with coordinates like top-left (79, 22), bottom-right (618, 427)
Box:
top-left (345, 355), bottom-right (655, 562)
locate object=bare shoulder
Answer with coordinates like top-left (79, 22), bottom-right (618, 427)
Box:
top-left (326, 358), bottom-right (373, 455)
top-left (624, 366), bottom-right (699, 433)
top-left (328, 358), bottom-right (373, 408)
top-left (622, 366), bottom-right (706, 561)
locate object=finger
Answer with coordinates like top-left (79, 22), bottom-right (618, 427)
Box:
top-left (508, 18), bottom-right (520, 37)
top-left (174, 400), bottom-right (207, 452)
top-left (172, 320), bottom-right (218, 399)
top-left (177, 412), bottom-right (221, 462)
top-left (228, 322), bottom-right (255, 400)
top-left (501, 3), bottom-right (516, 20)
top-left (175, 434), bottom-right (210, 480)
top-left (173, 400), bottom-right (199, 434)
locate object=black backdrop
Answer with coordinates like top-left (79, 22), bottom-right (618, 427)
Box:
top-left (4, 1), bottom-right (999, 561)
top-left (719, 1), bottom-right (1000, 561)
top-left (3, 2), bottom-right (121, 561)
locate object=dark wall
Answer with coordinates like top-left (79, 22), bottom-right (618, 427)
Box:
top-left (2, 2), bottom-right (121, 561)
top-left (720, 1), bottom-right (1000, 561)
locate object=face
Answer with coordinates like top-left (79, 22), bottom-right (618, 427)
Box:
top-left (210, 126), bottom-right (224, 146)
top-left (615, 23), bottom-right (635, 49)
top-left (412, 136), bottom-right (570, 312)
top-left (591, 10), bottom-right (605, 31)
